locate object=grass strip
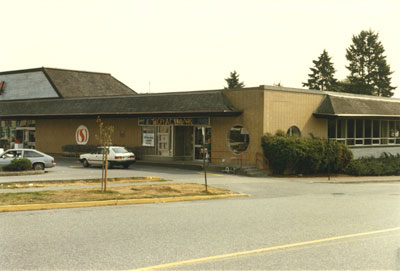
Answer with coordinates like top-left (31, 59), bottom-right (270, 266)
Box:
top-left (0, 176), bottom-right (166, 189)
top-left (0, 183), bottom-right (234, 206)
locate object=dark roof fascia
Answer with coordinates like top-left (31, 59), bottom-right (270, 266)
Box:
top-left (0, 111), bottom-right (242, 120)
top-left (0, 90), bottom-right (242, 118)
top-left (313, 113), bottom-right (400, 119)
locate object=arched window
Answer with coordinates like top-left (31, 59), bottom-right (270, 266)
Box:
top-left (227, 125), bottom-right (250, 153)
top-left (287, 126), bottom-right (301, 136)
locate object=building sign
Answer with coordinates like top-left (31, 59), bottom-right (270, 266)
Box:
top-left (0, 81), bottom-right (4, 94)
top-left (75, 125), bottom-right (89, 145)
top-left (139, 117), bottom-right (209, 126)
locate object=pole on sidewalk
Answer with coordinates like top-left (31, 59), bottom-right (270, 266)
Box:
top-left (327, 137), bottom-right (331, 181)
top-left (202, 127), bottom-right (208, 192)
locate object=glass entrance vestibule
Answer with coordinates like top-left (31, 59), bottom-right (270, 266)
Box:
top-left (139, 117), bottom-right (211, 161)
top-left (0, 120), bottom-right (36, 150)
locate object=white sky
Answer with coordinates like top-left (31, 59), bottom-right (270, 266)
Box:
top-left (1, 0), bottom-right (399, 97)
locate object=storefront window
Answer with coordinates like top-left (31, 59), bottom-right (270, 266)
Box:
top-left (328, 118), bottom-right (400, 146)
top-left (227, 125), bottom-right (249, 153)
top-left (194, 127), bottom-right (211, 160)
top-left (328, 119), bottom-right (336, 138)
top-left (396, 121), bottom-right (400, 144)
top-left (142, 127), bottom-right (155, 147)
top-left (0, 120), bottom-right (36, 149)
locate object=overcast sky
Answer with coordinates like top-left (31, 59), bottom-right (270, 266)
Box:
top-left (1, 0), bottom-right (399, 97)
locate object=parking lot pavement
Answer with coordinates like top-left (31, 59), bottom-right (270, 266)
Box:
top-left (0, 156), bottom-right (228, 184)
top-left (1, 156), bottom-right (400, 187)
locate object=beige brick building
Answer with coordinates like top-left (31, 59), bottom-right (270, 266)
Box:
top-left (1, 68), bottom-right (400, 168)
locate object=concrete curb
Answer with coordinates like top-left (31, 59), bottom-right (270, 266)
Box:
top-left (0, 193), bottom-right (249, 212)
top-left (0, 170), bottom-right (45, 176)
top-left (313, 179), bottom-right (400, 184)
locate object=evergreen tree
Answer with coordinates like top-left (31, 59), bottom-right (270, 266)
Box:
top-left (303, 49), bottom-right (337, 91)
top-left (346, 29), bottom-right (395, 97)
top-left (225, 71), bottom-right (245, 89)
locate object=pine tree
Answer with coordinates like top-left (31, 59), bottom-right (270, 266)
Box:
top-left (345, 29), bottom-right (395, 97)
top-left (225, 71), bottom-right (245, 89)
top-left (303, 49), bottom-right (337, 91)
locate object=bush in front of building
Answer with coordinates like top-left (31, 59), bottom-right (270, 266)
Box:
top-left (345, 153), bottom-right (400, 176)
top-left (61, 144), bottom-right (98, 157)
top-left (2, 158), bottom-right (32, 171)
top-left (261, 131), bottom-right (353, 175)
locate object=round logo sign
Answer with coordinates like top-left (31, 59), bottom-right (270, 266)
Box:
top-left (75, 125), bottom-right (89, 145)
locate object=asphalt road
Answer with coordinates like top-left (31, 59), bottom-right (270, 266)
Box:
top-left (1, 158), bottom-right (400, 270)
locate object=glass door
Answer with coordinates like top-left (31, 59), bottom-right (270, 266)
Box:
top-left (157, 126), bottom-right (171, 156)
top-left (15, 127), bottom-right (36, 149)
top-left (194, 127), bottom-right (211, 160)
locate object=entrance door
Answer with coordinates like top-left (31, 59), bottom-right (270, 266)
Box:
top-left (174, 126), bottom-right (194, 159)
top-left (194, 127), bottom-right (211, 160)
top-left (15, 128), bottom-right (36, 148)
top-left (157, 126), bottom-right (171, 156)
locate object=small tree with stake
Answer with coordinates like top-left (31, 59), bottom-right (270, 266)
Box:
top-left (95, 117), bottom-right (114, 192)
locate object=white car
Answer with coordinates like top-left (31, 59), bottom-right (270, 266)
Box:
top-left (79, 146), bottom-right (136, 169)
top-left (0, 149), bottom-right (56, 170)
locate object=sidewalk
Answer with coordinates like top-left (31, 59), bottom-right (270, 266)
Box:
top-left (273, 175), bottom-right (400, 184)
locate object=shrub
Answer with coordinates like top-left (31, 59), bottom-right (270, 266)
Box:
top-left (61, 144), bottom-right (98, 156)
top-left (261, 132), bottom-right (353, 175)
top-left (345, 153), bottom-right (400, 176)
top-left (3, 158), bottom-right (32, 171)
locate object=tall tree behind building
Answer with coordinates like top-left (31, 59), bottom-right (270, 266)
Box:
top-left (303, 49), bottom-right (337, 91)
top-left (225, 71), bottom-right (245, 89)
top-left (346, 29), bottom-right (395, 97)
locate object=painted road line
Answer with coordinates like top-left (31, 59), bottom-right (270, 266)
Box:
top-left (132, 227), bottom-right (400, 270)
top-left (70, 165), bottom-right (83, 168)
top-left (197, 172), bottom-right (224, 177)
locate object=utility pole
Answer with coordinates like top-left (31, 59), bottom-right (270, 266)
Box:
top-left (202, 127), bottom-right (208, 192)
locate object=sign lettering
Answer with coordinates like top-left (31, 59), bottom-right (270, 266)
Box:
top-left (0, 81), bottom-right (4, 94)
top-left (138, 117), bottom-right (209, 126)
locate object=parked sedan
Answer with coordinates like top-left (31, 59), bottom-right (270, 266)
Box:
top-left (79, 146), bottom-right (136, 169)
top-left (0, 149), bottom-right (56, 170)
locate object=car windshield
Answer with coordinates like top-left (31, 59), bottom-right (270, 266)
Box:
top-left (113, 147), bottom-right (129, 154)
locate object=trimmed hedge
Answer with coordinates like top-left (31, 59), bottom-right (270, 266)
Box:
top-left (2, 158), bottom-right (32, 171)
top-left (61, 144), bottom-right (98, 156)
top-left (345, 153), bottom-right (400, 176)
top-left (261, 132), bottom-right (353, 175)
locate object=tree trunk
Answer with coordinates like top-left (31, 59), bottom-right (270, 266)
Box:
top-left (101, 150), bottom-right (105, 191)
top-left (104, 151), bottom-right (108, 192)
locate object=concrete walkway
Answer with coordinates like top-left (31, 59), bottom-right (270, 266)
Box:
top-left (273, 175), bottom-right (400, 184)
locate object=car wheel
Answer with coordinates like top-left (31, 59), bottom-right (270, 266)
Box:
top-left (82, 159), bottom-right (90, 168)
top-left (107, 162), bottom-right (113, 169)
top-left (123, 164), bottom-right (130, 169)
top-left (33, 163), bottom-right (45, 171)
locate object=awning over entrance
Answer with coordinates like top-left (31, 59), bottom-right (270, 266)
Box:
top-left (313, 94), bottom-right (400, 118)
top-left (0, 91), bottom-right (242, 119)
